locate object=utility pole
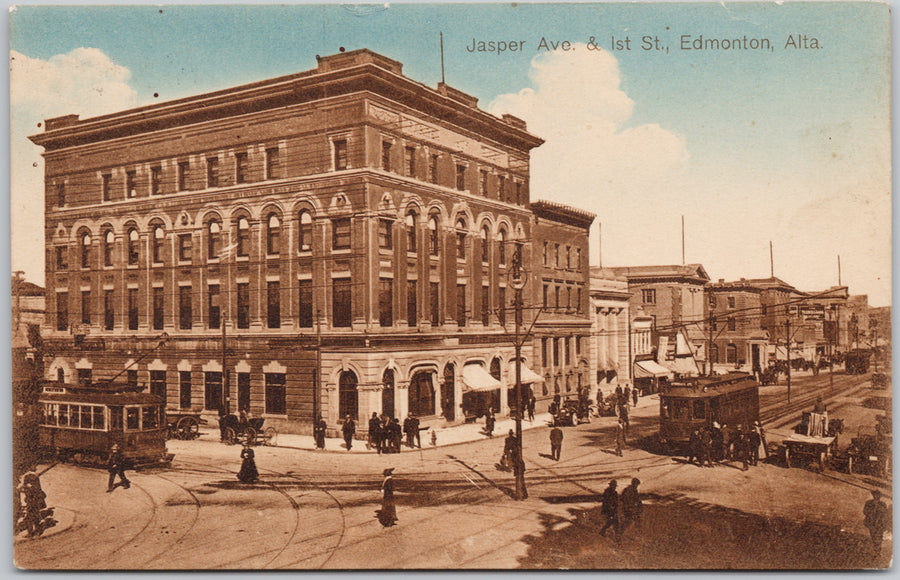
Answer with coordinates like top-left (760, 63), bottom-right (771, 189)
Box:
top-left (222, 311), bottom-right (229, 415)
top-left (511, 242), bottom-right (527, 501)
top-left (829, 306), bottom-right (834, 392)
top-left (707, 297), bottom-right (715, 377)
top-left (315, 308), bottom-right (322, 429)
top-left (871, 319), bottom-right (879, 374)
top-left (785, 318), bottom-right (791, 404)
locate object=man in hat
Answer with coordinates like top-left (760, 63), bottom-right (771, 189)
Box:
top-left (342, 414), bottom-right (356, 451)
top-left (620, 478), bottom-right (643, 534)
top-left (863, 489), bottom-right (890, 555)
top-left (549, 425), bottom-right (564, 461)
top-left (599, 479), bottom-right (621, 540)
top-left (378, 468), bottom-right (398, 527)
top-left (749, 422), bottom-right (762, 465)
top-left (314, 415), bottom-right (327, 450)
top-left (615, 417), bottom-right (626, 457)
top-left (368, 412), bottom-right (382, 453)
top-left (107, 443), bottom-right (131, 492)
top-left (754, 420), bottom-right (768, 460)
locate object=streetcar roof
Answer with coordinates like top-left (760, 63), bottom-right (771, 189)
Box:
top-left (39, 390), bottom-right (165, 406)
top-left (661, 374), bottom-right (758, 399)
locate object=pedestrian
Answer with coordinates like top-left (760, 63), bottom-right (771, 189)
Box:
top-left (549, 395), bottom-right (561, 419)
top-left (615, 417), bottom-right (626, 457)
top-left (632, 384), bottom-right (639, 407)
top-left (342, 414), bottom-right (356, 451)
top-left (314, 414), bottom-right (327, 450)
top-left (368, 412), bottom-right (382, 452)
top-left (403, 415), bottom-right (414, 447)
top-left (623, 384), bottom-right (632, 410)
top-left (484, 407), bottom-right (495, 438)
top-left (599, 480), bottom-right (620, 540)
top-left (410, 415), bottom-right (421, 448)
top-left (615, 385), bottom-right (624, 407)
top-left (620, 478), bottom-right (643, 534)
top-left (749, 424), bottom-right (762, 465)
top-left (218, 405), bottom-right (229, 442)
top-left (699, 426), bottom-right (713, 468)
top-left (17, 472), bottom-right (53, 537)
top-left (378, 468), bottom-right (398, 527)
top-left (711, 422), bottom-right (724, 463)
top-left (619, 399), bottom-right (630, 429)
top-left (687, 428), bottom-right (701, 466)
top-left (527, 394), bottom-right (536, 422)
top-left (390, 418), bottom-right (403, 453)
top-left (550, 425), bottom-right (564, 461)
top-left (107, 443), bottom-right (131, 492)
top-left (237, 445), bottom-right (259, 483)
top-left (735, 427), bottom-right (750, 471)
top-left (502, 429), bottom-right (517, 470)
top-left (754, 421), bottom-right (768, 460)
top-left (863, 489), bottom-right (890, 555)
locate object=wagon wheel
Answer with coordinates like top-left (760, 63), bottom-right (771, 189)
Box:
top-left (176, 416), bottom-right (200, 440)
top-left (784, 446), bottom-right (791, 468)
top-left (223, 426), bottom-right (238, 445)
top-left (264, 427), bottom-right (277, 447)
top-left (240, 427), bottom-right (257, 446)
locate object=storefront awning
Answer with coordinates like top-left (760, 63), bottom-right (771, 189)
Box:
top-left (461, 364), bottom-right (502, 392)
top-left (506, 361), bottom-right (544, 384)
top-left (634, 360), bottom-right (673, 378)
top-left (665, 356), bottom-right (700, 376)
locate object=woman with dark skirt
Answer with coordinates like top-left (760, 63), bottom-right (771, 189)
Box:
top-left (237, 445), bottom-right (259, 483)
top-left (314, 414), bottom-right (327, 450)
top-left (377, 468), bottom-right (398, 527)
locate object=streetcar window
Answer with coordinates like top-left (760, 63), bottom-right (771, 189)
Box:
top-left (81, 405), bottom-right (93, 429)
top-left (58, 404), bottom-right (69, 427)
top-left (142, 406), bottom-right (158, 429)
top-left (43, 403), bottom-right (58, 426)
top-left (692, 400), bottom-right (706, 420)
top-left (69, 405), bottom-right (80, 428)
top-left (110, 407), bottom-right (123, 431)
top-left (93, 406), bottom-right (106, 430)
top-left (660, 399), bottom-right (669, 419)
top-left (126, 407), bottom-right (140, 430)
top-left (672, 400), bottom-right (689, 421)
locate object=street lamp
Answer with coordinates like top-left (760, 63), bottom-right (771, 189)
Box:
top-left (509, 241), bottom-right (527, 501)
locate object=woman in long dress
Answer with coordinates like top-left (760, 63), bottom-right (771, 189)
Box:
top-left (237, 445), bottom-right (259, 483)
top-left (377, 468), bottom-right (398, 527)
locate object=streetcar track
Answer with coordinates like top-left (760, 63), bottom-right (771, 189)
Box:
top-left (133, 471), bottom-right (203, 567)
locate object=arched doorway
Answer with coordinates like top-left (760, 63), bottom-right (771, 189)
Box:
top-left (382, 369), bottom-right (395, 418)
top-left (409, 370), bottom-right (435, 417)
top-left (339, 371), bottom-right (359, 420)
top-left (442, 363), bottom-right (455, 421)
top-left (489, 358), bottom-right (502, 412)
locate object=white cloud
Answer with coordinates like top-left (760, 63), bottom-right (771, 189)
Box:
top-left (10, 48), bottom-right (139, 285)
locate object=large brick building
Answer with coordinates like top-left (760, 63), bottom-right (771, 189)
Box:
top-left (31, 49), bottom-right (591, 434)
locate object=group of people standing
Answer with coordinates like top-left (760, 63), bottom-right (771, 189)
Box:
top-left (687, 421), bottom-right (766, 470)
top-left (365, 413), bottom-right (422, 454)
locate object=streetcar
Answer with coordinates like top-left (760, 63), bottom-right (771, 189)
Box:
top-left (658, 372), bottom-right (759, 452)
top-left (38, 383), bottom-right (172, 466)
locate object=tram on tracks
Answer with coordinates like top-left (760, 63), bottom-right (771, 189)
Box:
top-left (658, 372), bottom-right (759, 452)
top-left (38, 382), bottom-right (172, 466)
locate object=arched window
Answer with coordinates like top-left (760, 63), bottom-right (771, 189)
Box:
top-left (103, 230), bottom-right (114, 267)
top-left (490, 357), bottom-right (501, 381)
top-left (236, 216), bottom-right (250, 257)
top-left (406, 209), bottom-right (417, 253)
top-left (726, 344), bottom-right (738, 364)
top-left (441, 363), bottom-right (455, 421)
top-left (207, 220), bottom-right (221, 259)
top-left (498, 229), bottom-right (508, 266)
top-left (79, 231), bottom-right (92, 269)
top-left (382, 369), bottom-right (395, 418)
top-left (152, 225), bottom-right (165, 264)
top-left (428, 214), bottom-right (440, 257)
top-left (456, 218), bottom-right (467, 260)
top-left (266, 213), bottom-right (281, 255)
top-left (409, 370), bottom-right (435, 417)
top-left (127, 229), bottom-right (139, 265)
top-left (481, 225), bottom-right (491, 263)
top-left (298, 210), bottom-right (313, 252)
top-left (339, 371), bottom-right (359, 420)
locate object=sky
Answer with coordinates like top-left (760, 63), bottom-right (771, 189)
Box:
top-left (8, 2), bottom-right (893, 306)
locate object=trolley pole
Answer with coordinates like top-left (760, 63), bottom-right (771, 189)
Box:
top-left (785, 319), bottom-right (791, 404)
top-left (314, 308), bottom-right (322, 430)
top-left (222, 313), bottom-right (229, 416)
top-left (511, 243), bottom-right (527, 501)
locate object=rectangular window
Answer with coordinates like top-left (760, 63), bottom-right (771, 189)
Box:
top-left (576, 287), bottom-right (583, 314)
top-left (381, 141), bottom-right (392, 171)
top-left (206, 157), bottom-right (219, 188)
top-left (333, 139), bottom-right (348, 171)
top-left (179, 286), bottom-right (192, 330)
top-left (204, 372), bottom-right (222, 412)
top-left (332, 218), bottom-right (351, 250)
top-left (576, 335), bottom-right (582, 356)
top-left (128, 288), bottom-right (138, 330)
top-left (178, 234), bottom-right (192, 262)
top-left (430, 282), bottom-right (440, 326)
top-left (498, 175), bottom-right (506, 202)
top-left (56, 247), bottom-right (68, 270)
top-left (576, 248), bottom-right (582, 271)
top-left (179, 371), bottom-right (192, 409)
top-left (404, 146), bottom-right (416, 177)
top-left (265, 147), bottom-right (280, 180)
top-left (208, 284), bottom-right (221, 329)
top-left (235, 152), bottom-right (248, 184)
top-left (152, 287), bottom-right (164, 330)
top-left (267, 281), bottom-right (281, 329)
top-left (555, 286), bottom-right (561, 310)
top-left (150, 166), bottom-right (162, 195)
top-left (333, 277), bottom-right (352, 328)
top-left (429, 154), bottom-right (439, 184)
top-left (543, 284), bottom-right (549, 308)
top-left (642, 289), bottom-right (656, 304)
top-left (565, 337), bottom-right (571, 366)
top-left (77, 368), bottom-right (92, 387)
top-left (566, 246), bottom-right (571, 269)
top-left (126, 170), bottom-right (137, 198)
top-left (481, 285), bottom-right (490, 326)
top-left (378, 219), bottom-right (393, 250)
top-left (555, 244), bottom-right (560, 267)
top-left (515, 181), bottom-right (523, 205)
top-left (456, 284), bottom-right (466, 327)
top-left (298, 279), bottom-right (313, 328)
top-left (542, 242), bottom-right (548, 266)
top-left (102, 174), bottom-right (111, 202)
top-left (81, 290), bottom-right (91, 325)
top-left (177, 161), bottom-right (189, 191)
top-left (542, 338), bottom-right (549, 367)
top-left (480, 169), bottom-right (489, 196)
top-left (104, 289), bottom-right (114, 330)
top-left (455, 163), bottom-right (466, 190)
top-left (406, 280), bottom-right (417, 327)
top-left (727, 296), bottom-right (736, 309)
top-left (553, 337), bottom-right (560, 366)
top-left (57, 183), bottom-right (65, 207)
top-left (237, 283), bottom-right (250, 329)
top-left (728, 317), bottom-right (736, 331)
top-left (150, 370), bottom-right (166, 401)
top-left (56, 291), bottom-right (68, 331)
top-left (127, 369), bottom-right (138, 389)
top-left (237, 373), bottom-right (251, 414)
top-left (498, 287), bottom-right (506, 326)
top-left (265, 373), bottom-right (286, 415)
top-left (379, 278), bottom-right (393, 327)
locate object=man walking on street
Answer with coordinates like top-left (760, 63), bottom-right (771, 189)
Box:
top-left (368, 412), bottom-right (382, 452)
top-left (550, 425), bottom-right (563, 461)
top-left (314, 415), bottom-right (327, 450)
top-left (599, 479), bottom-right (620, 540)
top-left (107, 443), bottom-right (131, 492)
top-left (749, 423), bottom-right (762, 465)
top-left (410, 415), bottom-right (421, 448)
top-left (615, 417), bottom-right (626, 457)
top-left (621, 478), bottom-right (643, 535)
top-left (527, 394), bottom-right (536, 422)
top-left (342, 414), bottom-right (356, 451)
top-left (864, 490), bottom-right (890, 556)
